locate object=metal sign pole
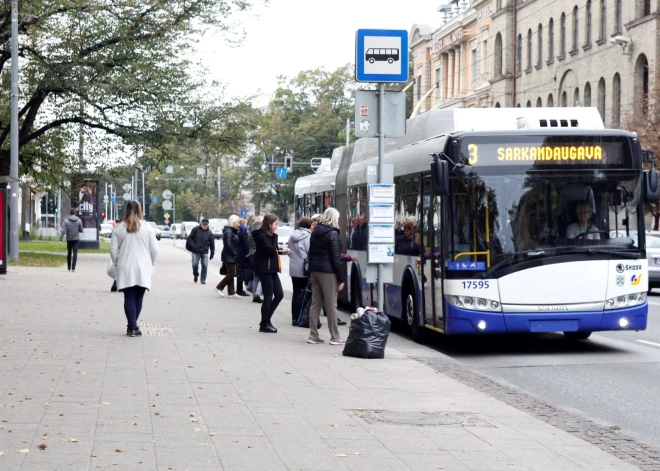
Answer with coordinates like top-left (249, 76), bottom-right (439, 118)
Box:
top-left (9, 0), bottom-right (19, 262)
top-left (377, 83), bottom-right (385, 312)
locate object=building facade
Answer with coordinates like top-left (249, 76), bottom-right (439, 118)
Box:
top-left (411, 0), bottom-right (656, 127)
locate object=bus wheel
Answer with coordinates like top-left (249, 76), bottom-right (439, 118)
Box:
top-left (387, 58), bottom-right (393, 64)
top-left (368, 58), bottom-right (375, 64)
top-left (564, 331), bottom-right (592, 340)
top-left (404, 290), bottom-right (425, 343)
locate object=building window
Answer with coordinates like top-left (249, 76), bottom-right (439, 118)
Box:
top-left (417, 73), bottom-right (422, 101)
top-left (494, 33), bottom-right (503, 77)
top-left (562, 91), bottom-right (568, 106)
top-left (471, 48), bottom-right (478, 89)
top-left (537, 97), bottom-right (543, 107)
top-left (585, 82), bottom-right (592, 106)
top-left (548, 93), bottom-right (554, 107)
top-left (635, 54), bottom-right (649, 115)
top-left (572, 6), bottom-right (579, 51)
top-left (598, 77), bottom-right (606, 121)
top-left (537, 24), bottom-right (543, 66)
top-left (586, 1), bottom-right (592, 45)
top-left (517, 34), bottom-right (523, 72)
top-left (574, 87), bottom-right (580, 106)
top-left (496, 0), bottom-right (502, 9)
top-left (527, 29), bottom-right (532, 70)
top-left (600, 0), bottom-right (607, 39)
top-left (526, 100), bottom-right (532, 108)
top-left (495, 102), bottom-right (501, 108)
top-left (560, 13), bottom-right (567, 56)
top-left (645, 0), bottom-right (651, 16)
top-left (616, 0), bottom-right (622, 32)
top-left (613, 73), bottom-right (621, 125)
top-left (434, 67), bottom-right (441, 99)
top-left (548, 19), bottom-right (554, 62)
top-left (482, 39), bottom-right (488, 81)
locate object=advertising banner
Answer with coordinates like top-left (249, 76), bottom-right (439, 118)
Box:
top-left (72, 179), bottom-right (99, 242)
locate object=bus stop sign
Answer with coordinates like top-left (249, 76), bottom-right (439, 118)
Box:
top-left (355, 29), bottom-right (409, 83)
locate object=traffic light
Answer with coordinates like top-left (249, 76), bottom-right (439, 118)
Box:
top-left (267, 156), bottom-right (275, 172)
top-left (284, 156), bottom-right (292, 170)
top-left (101, 211), bottom-right (106, 220)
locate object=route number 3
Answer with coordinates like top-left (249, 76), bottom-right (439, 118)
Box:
top-left (467, 144), bottom-right (478, 165)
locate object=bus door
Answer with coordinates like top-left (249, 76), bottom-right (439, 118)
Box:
top-left (421, 179), bottom-right (443, 328)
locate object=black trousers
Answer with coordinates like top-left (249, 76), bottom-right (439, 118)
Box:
top-left (259, 273), bottom-right (283, 327)
top-left (291, 276), bottom-right (309, 324)
top-left (123, 285), bottom-right (147, 330)
top-left (66, 240), bottom-right (80, 270)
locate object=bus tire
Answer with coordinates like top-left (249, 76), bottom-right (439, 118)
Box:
top-left (387, 58), bottom-right (393, 64)
top-left (564, 331), bottom-right (592, 340)
top-left (368, 58), bottom-right (375, 64)
top-left (404, 286), bottom-right (425, 343)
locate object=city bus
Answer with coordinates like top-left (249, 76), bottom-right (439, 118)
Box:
top-left (295, 108), bottom-right (658, 341)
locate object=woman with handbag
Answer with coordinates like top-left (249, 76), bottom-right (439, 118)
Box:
top-left (288, 217), bottom-right (313, 326)
top-left (215, 215), bottom-right (241, 299)
top-left (253, 213), bottom-right (289, 333)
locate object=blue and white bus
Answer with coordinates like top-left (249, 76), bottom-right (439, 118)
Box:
top-left (294, 108), bottom-right (659, 341)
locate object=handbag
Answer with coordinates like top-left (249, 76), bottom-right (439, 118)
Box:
top-left (240, 267), bottom-right (254, 281)
top-left (106, 260), bottom-right (117, 280)
top-left (220, 263), bottom-right (227, 275)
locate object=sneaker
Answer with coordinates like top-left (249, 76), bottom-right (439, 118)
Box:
top-left (194, 275), bottom-right (198, 283)
top-left (228, 294), bottom-right (241, 299)
top-left (215, 288), bottom-right (225, 297)
top-left (308, 336), bottom-right (325, 344)
top-left (201, 280), bottom-right (206, 285)
top-left (329, 338), bottom-right (345, 345)
top-left (253, 296), bottom-right (263, 304)
top-left (337, 319), bottom-right (347, 326)
top-left (133, 328), bottom-right (142, 337)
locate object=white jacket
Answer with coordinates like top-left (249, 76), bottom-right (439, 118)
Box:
top-left (110, 221), bottom-right (159, 290)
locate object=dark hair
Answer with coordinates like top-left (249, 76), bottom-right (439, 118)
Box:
top-left (298, 217), bottom-right (312, 229)
top-left (69, 208), bottom-right (77, 215)
top-left (262, 213), bottom-right (279, 234)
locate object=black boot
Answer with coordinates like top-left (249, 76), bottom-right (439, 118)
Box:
top-left (259, 324), bottom-right (277, 333)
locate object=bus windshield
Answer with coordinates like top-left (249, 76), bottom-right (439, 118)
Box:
top-left (444, 169), bottom-right (643, 278)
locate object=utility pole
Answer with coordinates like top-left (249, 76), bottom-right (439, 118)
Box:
top-left (346, 118), bottom-right (350, 147)
top-left (105, 182), bottom-right (108, 222)
top-left (8, 0), bottom-right (19, 262)
top-left (217, 165), bottom-right (221, 198)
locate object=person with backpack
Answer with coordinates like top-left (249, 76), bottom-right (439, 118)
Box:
top-left (215, 215), bottom-right (241, 298)
top-left (187, 218), bottom-right (215, 284)
top-left (59, 208), bottom-right (84, 272)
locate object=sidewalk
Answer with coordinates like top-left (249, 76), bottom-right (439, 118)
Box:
top-left (0, 243), bottom-right (642, 471)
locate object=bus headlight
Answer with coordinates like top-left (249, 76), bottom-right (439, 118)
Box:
top-left (477, 320), bottom-right (487, 331)
top-left (619, 317), bottom-right (630, 328)
top-left (446, 295), bottom-right (502, 312)
top-left (605, 292), bottom-right (646, 310)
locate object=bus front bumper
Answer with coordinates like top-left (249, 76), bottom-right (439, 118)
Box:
top-left (444, 301), bottom-right (648, 335)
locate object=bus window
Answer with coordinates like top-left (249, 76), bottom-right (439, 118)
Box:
top-left (315, 194), bottom-right (323, 214)
top-left (295, 197), bottom-right (303, 221)
top-left (324, 191), bottom-right (334, 209)
top-left (395, 176), bottom-right (421, 255)
top-left (348, 185), bottom-right (368, 250)
top-left (304, 194), bottom-right (313, 217)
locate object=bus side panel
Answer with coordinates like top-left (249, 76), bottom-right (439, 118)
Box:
top-left (347, 250), bottom-right (371, 308)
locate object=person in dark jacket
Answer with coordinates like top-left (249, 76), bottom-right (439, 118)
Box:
top-left (188, 219), bottom-right (215, 284)
top-left (235, 218), bottom-right (250, 296)
top-left (308, 207), bottom-right (346, 345)
top-left (247, 215), bottom-right (263, 303)
top-left (59, 208), bottom-right (84, 272)
top-left (215, 215), bottom-right (241, 298)
top-left (253, 213), bottom-right (290, 333)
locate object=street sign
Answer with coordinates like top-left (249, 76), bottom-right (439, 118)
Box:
top-left (164, 218), bottom-right (170, 225)
top-left (164, 213), bottom-right (170, 219)
top-left (275, 168), bottom-right (288, 179)
top-left (122, 192), bottom-right (131, 200)
top-left (355, 29), bottom-right (409, 83)
top-left (123, 183), bottom-right (132, 191)
top-left (166, 166), bottom-right (173, 174)
top-left (355, 90), bottom-right (406, 138)
top-left (162, 200), bottom-right (173, 210)
top-left (152, 196), bottom-right (158, 204)
top-left (111, 196), bottom-right (116, 203)
top-left (196, 167), bottom-right (205, 176)
top-left (162, 190), bottom-right (173, 200)
top-left (240, 208), bottom-right (247, 218)
top-left (103, 195), bottom-right (109, 203)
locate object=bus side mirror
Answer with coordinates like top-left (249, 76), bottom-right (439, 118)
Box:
top-left (643, 149), bottom-right (654, 164)
top-left (644, 167), bottom-right (660, 203)
top-left (431, 154), bottom-right (449, 196)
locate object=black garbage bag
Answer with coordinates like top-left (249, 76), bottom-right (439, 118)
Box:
top-left (342, 310), bottom-right (391, 359)
top-left (297, 282), bottom-right (321, 329)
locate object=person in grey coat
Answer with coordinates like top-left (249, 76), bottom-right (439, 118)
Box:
top-left (288, 217), bottom-right (312, 325)
top-left (110, 201), bottom-right (159, 337)
top-left (59, 208), bottom-right (84, 272)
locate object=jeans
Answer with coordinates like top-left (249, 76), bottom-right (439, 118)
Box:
top-left (291, 276), bottom-right (309, 324)
top-left (123, 286), bottom-right (147, 330)
top-left (259, 273), bottom-right (283, 327)
top-left (66, 240), bottom-right (80, 270)
top-left (192, 253), bottom-right (208, 282)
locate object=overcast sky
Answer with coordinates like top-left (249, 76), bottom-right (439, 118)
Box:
top-left (195, 0), bottom-right (438, 102)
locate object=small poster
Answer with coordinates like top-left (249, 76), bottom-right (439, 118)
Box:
top-left (369, 224), bottom-right (395, 243)
top-left (368, 243), bottom-right (395, 264)
top-left (368, 184), bottom-right (395, 203)
top-left (369, 203), bottom-right (395, 223)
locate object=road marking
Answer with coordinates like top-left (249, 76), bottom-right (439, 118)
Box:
top-left (636, 339), bottom-right (660, 348)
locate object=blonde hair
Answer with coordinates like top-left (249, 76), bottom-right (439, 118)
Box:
top-left (227, 215), bottom-right (239, 227)
top-left (311, 213), bottom-right (322, 222)
top-left (254, 214), bottom-right (264, 225)
top-left (123, 201), bottom-right (143, 234)
top-left (320, 207), bottom-right (339, 228)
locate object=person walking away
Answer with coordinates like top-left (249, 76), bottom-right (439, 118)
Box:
top-left (247, 215), bottom-right (264, 303)
top-left (216, 215), bottom-right (241, 299)
top-left (188, 218), bottom-right (215, 284)
top-left (288, 217), bottom-right (313, 325)
top-left (253, 214), bottom-right (289, 333)
top-left (59, 208), bottom-right (84, 272)
top-left (235, 218), bottom-right (250, 296)
top-left (110, 201), bottom-right (159, 337)
top-left (308, 208), bottom-right (346, 345)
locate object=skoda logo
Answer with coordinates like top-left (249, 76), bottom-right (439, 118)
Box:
top-left (616, 263), bottom-right (624, 273)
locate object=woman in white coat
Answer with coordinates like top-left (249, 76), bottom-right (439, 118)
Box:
top-left (110, 201), bottom-right (159, 337)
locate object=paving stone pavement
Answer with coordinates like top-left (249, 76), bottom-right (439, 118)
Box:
top-left (0, 243), bottom-right (648, 470)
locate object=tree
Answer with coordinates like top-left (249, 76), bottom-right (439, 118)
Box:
top-left (0, 0), bottom-right (255, 186)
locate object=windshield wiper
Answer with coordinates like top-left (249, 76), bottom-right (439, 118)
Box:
top-left (480, 249), bottom-right (547, 278)
top-left (553, 247), bottom-right (640, 259)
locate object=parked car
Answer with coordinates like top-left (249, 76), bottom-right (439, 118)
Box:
top-left (146, 221), bottom-right (161, 241)
top-left (277, 225), bottom-right (293, 253)
top-left (180, 221), bottom-right (199, 239)
top-left (208, 218), bottom-right (228, 239)
top-left (100, 223), bottom-right (113, 239)
top-left (157, 225), bottom-right (171, 239)
top-left (170, 223), bottom-right (182, 239)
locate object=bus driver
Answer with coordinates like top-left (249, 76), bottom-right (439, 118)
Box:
top-left (566, 201), bottom-right (600, 240)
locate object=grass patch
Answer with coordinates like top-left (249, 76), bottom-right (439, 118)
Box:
top-left (9, 252), bottom-right (67, 267)
top-left (18, 240), bottom-right (110, 254)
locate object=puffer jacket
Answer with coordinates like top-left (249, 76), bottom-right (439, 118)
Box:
top-left (253, 228), bottom-right (280, 276)
top-left (221, 226), bottom-right (239, 263)
top-left (288, 227), bottom-right (311, 278)
top-left (188, 225), bottom-right (215, 257)
top-left (247, 223), bottom-right (261, 255)
top-left (308, 223), bottom-right (345, 283)
top-left (59, 215), bottom-right (83, 242)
